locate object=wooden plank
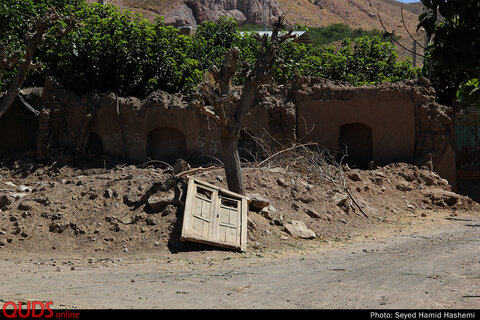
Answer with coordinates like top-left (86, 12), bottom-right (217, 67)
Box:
top-left (180, 178), bottom-right (196, 241)
top-left (240, 197), bottom-right (248, 252)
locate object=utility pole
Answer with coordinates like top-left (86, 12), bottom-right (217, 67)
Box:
top-left (263, 0), bottom-right (266, 31)
top-left (412, 40), bottom-right (417, 67)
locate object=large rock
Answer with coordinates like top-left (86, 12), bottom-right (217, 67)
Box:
top-left (0, 195), bottom-right (11, 210)
top-left (123, 192), bottom-right (140, 206)
top-left (284, 220), bottom-right (316, 239)
top-left (148, 193), bottom-right (174, 212)
top-left (17, 201), bottom-right (34, 211)
top-left (247, 193), bottom-right (270, 211)
top-left (332, 193), bottom-right (348, 207)
top-left (260, 205), bottom-right (284, 225)
top-left (396, 182), bottom-right (413, 191)
top-left (173, 159), bottom-right (191, 175)
top-left (165, 0), bottom-right (283, 26)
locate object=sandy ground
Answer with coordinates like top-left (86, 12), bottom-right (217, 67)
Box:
top-left (0, 209), bottom-right (479, 309)
top-left (0, 159), bottom-right (479, 309)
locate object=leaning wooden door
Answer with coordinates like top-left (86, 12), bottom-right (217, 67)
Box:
top-left (181, 178), bottom-right (248, 251)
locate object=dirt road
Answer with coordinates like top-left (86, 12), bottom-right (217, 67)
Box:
top-left (1, 213), bottom-right (479, 309)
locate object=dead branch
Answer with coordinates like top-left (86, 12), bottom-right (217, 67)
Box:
top-left (256, 142), bottom-right (318, 167)
top-left (400, 6), bottom-right (425, 50)
top-left (378, 11), bottom-right (425, 58)
top-left (0, 8), bottom-right (77, 120)
top-left (175, 166), bottom-right (219, 178)
top-left (345, 187), bottom-right (368, 218)
top-left (250, 137), bottom-right (370, 218)
top-left (141, 159), bottom-right (173, 170)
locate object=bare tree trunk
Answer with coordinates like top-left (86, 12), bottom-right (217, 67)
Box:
top-left (220, 80), bottom-right (257, 195)
top-left (192, 15), bottom-right (294, 196)
top-left (0, 58), bottom-right (32, 119)
top-left (221, 133), bottom-right (245, 194)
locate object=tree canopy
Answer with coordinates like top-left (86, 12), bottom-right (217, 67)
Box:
top-left (418, 0), bottom-right (480, 106)
top-left (1, 0), bottom-right (421, 99)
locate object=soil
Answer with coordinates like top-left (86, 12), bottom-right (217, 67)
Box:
top-left (0, 156), bottom-right (479, 308)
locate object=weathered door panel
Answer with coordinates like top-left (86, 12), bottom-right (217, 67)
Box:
top-left (217, 195), bottom-right (241, 246)
top-left (181, 178), bottom-right (248, 251)
top-left (190, 185), bottom-right (215, 239)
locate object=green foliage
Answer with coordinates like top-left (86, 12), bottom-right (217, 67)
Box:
top-left (278, 36), bottom-right (420, 85)
top-left (305, 23), bottom-right (386, 46)
top-left (38, 4), bottom-right (204, 96)
top-left (238, 23), bottom-right (388, 46)
top-left (0, 0), bottom-right (84, 89)
top-left (192, 17), bottom-right (240, 73)
top-left (457, 78), bottom-right (480, 108)
top-left (418, 0), bottom-right (480, 105)
top-left (1, 0), bottom-right (420, 98)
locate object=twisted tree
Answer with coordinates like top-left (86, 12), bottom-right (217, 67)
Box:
top-left (0, 7), bottom-right (76, 119)
top-left (191, 15), bottom-right (295, 195)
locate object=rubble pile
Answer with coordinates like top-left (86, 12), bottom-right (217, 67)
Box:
top-left (0, 158), bottom-right (477, 255)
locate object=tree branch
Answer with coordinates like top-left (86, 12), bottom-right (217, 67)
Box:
top-left (0, 8), bottom-right (77, 120)
top-left (378, 11), bottom-right (425, 58)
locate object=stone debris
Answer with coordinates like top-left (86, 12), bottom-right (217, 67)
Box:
top-left (284, 220), bottom-right (316, 239)
top-left (247, 193), bottom-right (270, 211)
top-left (0, 159), bottom-right (477, 254)
top-left (147, 193), bottom-right (174, 212)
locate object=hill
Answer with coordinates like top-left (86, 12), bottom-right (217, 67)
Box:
top-left (91, 0), bottom-right (425, 62)
top-left (88, 0), bottom-right (426, 63)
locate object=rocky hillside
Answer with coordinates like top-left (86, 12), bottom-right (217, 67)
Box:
top-left (91, 0), bottom-right (425, 62)
top-left (97, 0), bottom-right (423, 36)
top-left (278, 0), bottom-right (425, 61)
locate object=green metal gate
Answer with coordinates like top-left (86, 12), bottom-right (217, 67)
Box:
top-left (455, 111), bottom-right (480, 201)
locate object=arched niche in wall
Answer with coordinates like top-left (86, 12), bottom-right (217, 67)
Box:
top-left (87, 132), bottom-right (104, 158)
top-left (238, 130), bottom-right (258, 162)
top-left (146, 127), bottom-right (187, 164)
top-left (339, 122), bottom-right (373, 169)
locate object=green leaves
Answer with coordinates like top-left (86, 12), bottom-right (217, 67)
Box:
top-left (1, 0), bottom-right (420, 98)
top-left (279, 36), bottom-right (420, 86)
top-left (457, 78), bottom-right (480, 108)
top-left (419, 0), bottom-right (480, 105)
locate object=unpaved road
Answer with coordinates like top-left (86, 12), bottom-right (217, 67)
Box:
top-left (1, 214), bottom-right (479, 309)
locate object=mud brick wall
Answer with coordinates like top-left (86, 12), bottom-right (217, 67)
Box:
top-left (5, 76), bottom-right (455, 188)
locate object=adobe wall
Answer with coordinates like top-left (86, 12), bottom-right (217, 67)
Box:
top-left (38, 77), bottom-right (295, 165)
top-left (289, 77), bottom-right (456, 188)
top-left (4, 76), bottom-right (455, 187)
top-left (42, 78), bottom-right (216, 164)
top-left (296, 85), bottom-right (416, 166)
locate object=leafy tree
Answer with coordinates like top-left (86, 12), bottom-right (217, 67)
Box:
top-left (0, 1), bottom-right (78, 119)
top-left (418, 0), bottom-right (480, 106)
top-left (0, 0), bottom-right (83, 91)
top-left (457, 78), bottom-right (480, 108)
top-left (278, 36), bottom-right (420, 86)
top-left (1, 1), bottom-right (421, 101)
top-left (39, 5), bottom-right (203, 97)
top-left (304, 23), bottom-right (386, 46)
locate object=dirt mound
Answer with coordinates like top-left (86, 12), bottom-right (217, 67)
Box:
top-left (0, 155), bottom-right (478, 256)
